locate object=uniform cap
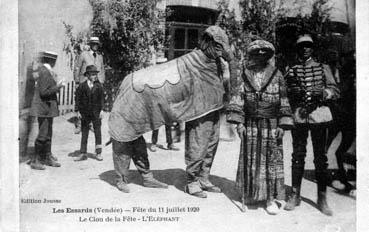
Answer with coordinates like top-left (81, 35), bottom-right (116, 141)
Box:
top-left (296, 34), bottom-right (313, 44)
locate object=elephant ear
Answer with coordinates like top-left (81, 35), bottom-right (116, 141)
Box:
top-left (204, 26), bottom-right (230, 52)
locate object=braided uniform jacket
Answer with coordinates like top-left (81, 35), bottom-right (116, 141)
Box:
top-left (285, 58), bottom-right (340, 124)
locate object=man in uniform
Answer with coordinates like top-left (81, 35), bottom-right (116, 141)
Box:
top-left (284, 35), bottom-right (339, 216)
top-left (30, 51), bottom-right (64, 170)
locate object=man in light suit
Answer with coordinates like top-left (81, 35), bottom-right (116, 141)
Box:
top-left (74, 37), bottom-right (105, 85)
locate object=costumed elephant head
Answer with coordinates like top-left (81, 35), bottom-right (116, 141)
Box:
top-left (200, 25), bottom-right (234, 62)
top-left (199, 25), bottom-right (237, 102)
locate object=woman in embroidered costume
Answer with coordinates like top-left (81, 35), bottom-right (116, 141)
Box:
top-left (226, 40), bottom-right (294, 215)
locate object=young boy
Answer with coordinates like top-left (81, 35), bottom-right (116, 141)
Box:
top-left (74, 65), bottom-right (104, 161)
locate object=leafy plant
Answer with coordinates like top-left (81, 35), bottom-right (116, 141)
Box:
top-left (63, 0), bottom-right (167, 110)
top-left (217, 0), bottom-right (333, 70)
top-left (89, 0), bottom-right (166, 76)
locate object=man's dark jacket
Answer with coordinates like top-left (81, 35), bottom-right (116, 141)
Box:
top-left (30, 65), bottom-right (59, 117)
top-left (75, 80), bottom-right (104, 118)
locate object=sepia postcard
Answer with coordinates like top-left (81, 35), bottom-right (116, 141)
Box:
top-left (1, 0), bottom-right (368, 231)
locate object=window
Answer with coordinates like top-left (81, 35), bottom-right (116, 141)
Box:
top-left (165, 6), bottom-right (219, 60)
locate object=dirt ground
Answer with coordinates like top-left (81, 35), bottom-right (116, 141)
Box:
top-left (19, 112), bottom-right (356, 232)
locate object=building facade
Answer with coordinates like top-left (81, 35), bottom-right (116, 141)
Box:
top-left (158, 0), bottom-right (355, 62)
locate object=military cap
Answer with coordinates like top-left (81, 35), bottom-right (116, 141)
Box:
top-left (296, 34), bottom-right (314, 44)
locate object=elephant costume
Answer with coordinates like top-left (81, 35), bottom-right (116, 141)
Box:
top-left (108, 26), bottom-right (236, 194)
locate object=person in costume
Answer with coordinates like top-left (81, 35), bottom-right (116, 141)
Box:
top-left (284, 34), bottom-right (339, 216)
top-left (108, 25), bottom-right (236, 194)
top-left (183, 26), bottom-right (236, 198)
top-left (149, 57), bottom-right (179, 152)
top-left (227, 40), bottom-right (293, 214)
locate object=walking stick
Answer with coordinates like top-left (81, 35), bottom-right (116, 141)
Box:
top-left (105, 138), bottom-right (112, 146)
top-left (239, 134), bottom-right (246, 212)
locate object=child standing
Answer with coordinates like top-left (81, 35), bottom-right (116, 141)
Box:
top-left (74, 65), bottom-right (104, 161)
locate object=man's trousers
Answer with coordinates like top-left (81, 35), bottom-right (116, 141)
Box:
top-left (152, 125), bottom-right (172, 145)
top-left (80, 115), bottom-right (102, 154)
top-left (291, 124), bottom-right (329, 192)
top-left (185, 110), bottom-right (220, 184)
top-left (34, 117), bottom-right (53, 161)
top-left (112, 136), bottom-right (151, 184)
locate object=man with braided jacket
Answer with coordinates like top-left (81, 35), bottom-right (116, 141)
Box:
top-left (284, 34), bottom-right (340, 216)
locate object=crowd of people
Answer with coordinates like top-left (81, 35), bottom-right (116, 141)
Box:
top-left (27, 25), bottom-right (355, 216)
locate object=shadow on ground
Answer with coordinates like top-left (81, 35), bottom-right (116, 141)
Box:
top-left (98, 168), bottom-right (354, 212)
top-left (68, 150), bottom-right (100, 160)
top-left (303, 168), bottom-right (356, 186)
top-left (99, 169), bottom-right (241, 204)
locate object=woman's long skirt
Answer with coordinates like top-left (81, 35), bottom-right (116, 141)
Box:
top-left (236, 118), bottom-right (285, 204)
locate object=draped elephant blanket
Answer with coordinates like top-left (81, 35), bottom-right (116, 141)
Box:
top-left (109, 49), bottom-right (225, 142)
